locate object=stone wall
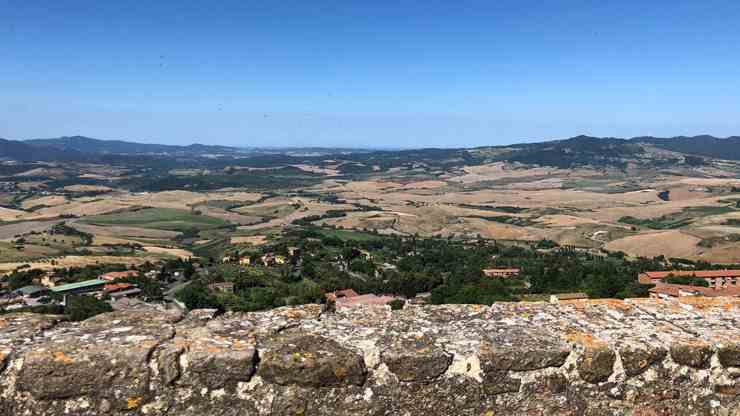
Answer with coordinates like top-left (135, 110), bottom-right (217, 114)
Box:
top-left (2, 297), bottom-right (740, 415)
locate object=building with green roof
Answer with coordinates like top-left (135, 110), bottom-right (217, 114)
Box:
top-left (50, 279), bottom-right (106, 295)
top-left (15, 285), bottom-right (51, 298)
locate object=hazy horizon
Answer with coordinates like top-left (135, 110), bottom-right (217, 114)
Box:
top-left (3, 1), bottom-right (740, 148)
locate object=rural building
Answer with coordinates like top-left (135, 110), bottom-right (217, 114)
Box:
top-left (51, 279), bottom-right (106, 295)
top-left (14, 285), bottom-right (51, 299)
top-left (103, 283), bottom-right (142, 300)
top-left (239, 257), bottom-right (251, 265)
top-left (99, 270), bottom-right (139, 282)
top-left (649, 283), bottom-right (740, 299)
top-left (483, 268), bottom-right (521, 278)
top-left (260, 254), bottom-right (286, 266)
top-left (638, 270), bottom-right (740, 289)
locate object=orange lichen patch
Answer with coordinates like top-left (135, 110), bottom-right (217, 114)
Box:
top-left (678, 297), bottom-right (734, 310)
top-left (560, 300), bottom-right (588, 309)
top-left (127, 396), bottom-right (143, 409)
top-left (205, 346), bottom-right (225, 354)
top-left (564, 332), bottom-right (607, 348)
top-left (585, 298), bottom-right (633, 311)
top-left (277, 305), bottom-right (321, 319)
top-left (52, 351), bottom-right (73, 364)
top-left (232, 339), bottom-right (255, 349)
top-left (173, 339), bottom-right (195, 349)
top-left (333, 366), bottom-right (348, 378)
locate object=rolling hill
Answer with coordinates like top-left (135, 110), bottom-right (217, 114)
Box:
top-left (0, 134), bottom-right (739, 170)
top-left (25, 136), bottom-right (242, 156)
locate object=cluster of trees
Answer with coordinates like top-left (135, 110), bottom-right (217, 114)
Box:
top-left (665, 275), bottom-right (710, 287)
top-left (122, 167), bottom-right (322, 192)
top-left (50, 222), bottom-right (93, 246)
top-left (177, 228), bottom-right (672, 313)
top-left (7, 268), bottom-right (46, 290)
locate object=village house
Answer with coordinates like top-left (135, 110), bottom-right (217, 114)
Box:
top-left (102, 282), bottom-right (142, 300)
top-left (649, 283), bottom-right (740, 299)
top-left (14, 285), bottom-right (51, 299)
top-left (51, 279), bottom-right (107, 296)
top-left (99, 270), bottom-right (139, 282)
top-left (39, 272), bottom-right (60, 288)
top-left (483, 268), bottom-right (521, 278)
top-left (260, 254), bottom-right (286, 266)
top-left (638, 270), bottom-right (740, 289)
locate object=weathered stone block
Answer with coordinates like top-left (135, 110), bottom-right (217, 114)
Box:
top-left (717, 343), bottom-right (740, 367)
top-left (577, 346), bottom-right (615, 383)
top-left (381, 335), bottom-right (452, 382)
top-left (258, 333), bottom-right (366, 387)
top-left (619, 345), bottom-right (667, 377)
top-left (670, 342), bottom-right (713, 369)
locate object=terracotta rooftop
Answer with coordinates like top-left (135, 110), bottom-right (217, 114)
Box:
top-left (104, 283), bottom-right (135, 293)
top-left (641, 270), bottom-right (740, 279)
top-left (650, 283), bottom-right (740, 297)
top-left (100, 270), bottom-right (139, 281)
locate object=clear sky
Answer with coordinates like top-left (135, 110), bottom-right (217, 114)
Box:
top-left (2, 1), bottom-right (740, 148)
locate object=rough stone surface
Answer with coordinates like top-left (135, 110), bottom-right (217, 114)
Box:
top-left (3, 297), bottom-right (740, 414)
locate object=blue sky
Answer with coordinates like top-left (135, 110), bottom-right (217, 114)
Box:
top-left (2, 1), bottom-right (740, 148)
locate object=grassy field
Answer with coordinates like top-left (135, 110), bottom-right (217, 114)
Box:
top-left (313, 227), bottom-right (383, 242)
top-left (235, 201), bottom-right (299, 219)
top-left (81, 208), bottom-right (229, 232)
top-left (0, 241), bottom-right (60, 262)
top-left (619, 206), bottom-right (736, 230)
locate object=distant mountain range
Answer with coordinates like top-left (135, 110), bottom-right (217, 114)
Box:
top-left (0, 134), bottom-right (739, 167)
top-left (24, 136), bottom-right (241, 156)
top-left (631, 135), bottom-right (740, 160)
top-left (0, 138), bottom-right (84, 162)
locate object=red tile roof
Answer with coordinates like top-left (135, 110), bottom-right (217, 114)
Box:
top-left (104, 283), bottom-right (135, 293)
top-left (649, 283), bottom-right (740, 297)
top-left (100, 271), bottom-right (139, 281)
top-left (641, 270), bottom-right (740, 280)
